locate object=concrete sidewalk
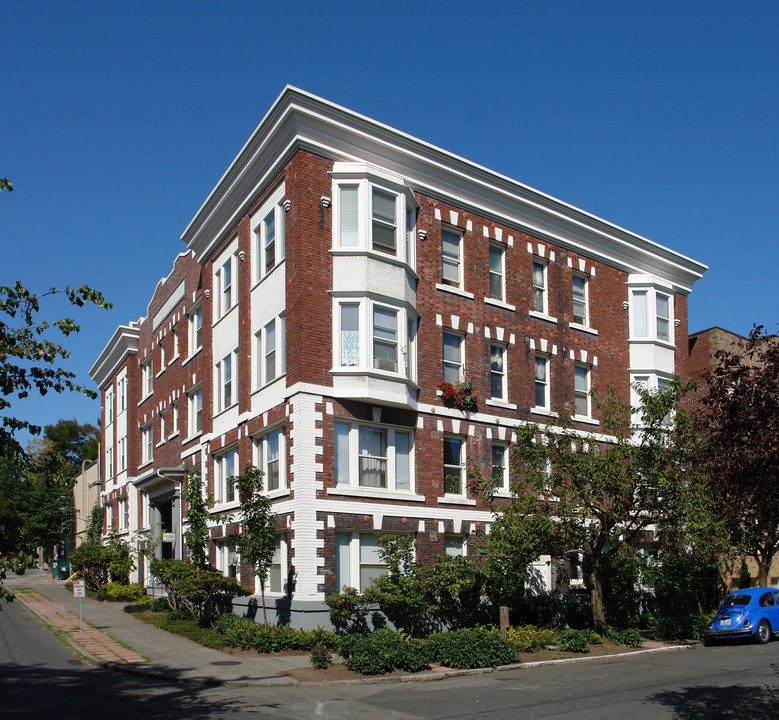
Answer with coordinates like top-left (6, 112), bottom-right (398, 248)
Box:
top-left (4, 570), bottom-right (309, 686)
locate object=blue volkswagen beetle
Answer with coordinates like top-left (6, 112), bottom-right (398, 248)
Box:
top-left (705, 587), bottom-right (779, 644)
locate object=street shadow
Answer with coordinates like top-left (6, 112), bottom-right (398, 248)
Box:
top-left (0, 662), bottom-right (282, 720)
top-left (647, 683), bottom-right (776, 719)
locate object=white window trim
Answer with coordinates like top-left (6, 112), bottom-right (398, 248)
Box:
top-left (106, 446), bottom-right (114, 480)
top-left (532, 353), bottom-right (551, 413)
top-left (573, 363), bottom-right (592, 421)
top-left (213, 240), bottom-right (239, 323)
top-left (258, 534), bottom-right (288, 596)
top-left (488, 242), bottom-right (506, 303)
top-left (489, 342), bottom-right (508, 402)
top-left (491, 441), bottom-right (510, 496)
top-left (332, 298), bottom-right (416, 381)
top-left (532, 258), bottom-right (549, 316)
top-left (443, 435), bottom-right (466, 498)
top-left (141, 356), bottom-right (153, 400)
top-left (187, 302), bottom-right (203, 358)
top-left (572, 271), bottom-right (589, 328)
top-left (187, 384), bottom-right (203, 438)
top-left (216, 538), bottom-right (240, 579)
top-left (253, 427), bottom-right (287, 496)
top-left (118, 497), bottom-right (129, 532)
top-left (331, 167), bottom-right (418, 269)
top-left (118, 436), bottom-right (126, 472)
top-left (251, 183), bottom-right (286, 286)
top-left (440, 225), bottom-right (464, 291)
top-left (630, 372), bottom-right (674, 426)
top-left (106, 390), bottom-right (114, 426)
top-left (335, 532), bottom-right (389, 594)
top-left (215, 349), bottom-right (238, 415)
top-left (254, 314), bottom-right (286, 391)
top-left (442, 330), bottom-right (464, 385)
top-left (334, 420), bottom-right (415, 494)
top-left (141, 424), bottom-right (153, 465)
top-left (213, 447), bottom-right (239, 507)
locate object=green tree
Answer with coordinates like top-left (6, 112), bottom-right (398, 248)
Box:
top-left (183, 467), bottom-right (210, 570)
top-left (43, 418), bottom-right (100, 476)
top-left (697, 326), bottom-right (779, 586)
top-left (233, 464), bottom-right (277, 626)
top-left (474, 380), bottom-right (701, 633)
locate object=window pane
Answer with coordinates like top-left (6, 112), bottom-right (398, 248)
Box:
top-left (359, 427), bottom-right (387, 487)
top-left (490, 344), bottom-right (504, 398)
top-left (267, 431), bottom-right (280, 491)
top-left (656, 294), bottom-right (669, 341)
top-left (492, 444), bottom-right (506, 489)
top-left (264, 212), bottom-right (276, 273)
top-left (489, 245), bottom-right (503, 300)
top-left (373, 306), bottom-right (397, 372)
top-left (444, 536), bottom-right (463, 556)
top-left (441, 229), bottom-right (460, 287)
top-left (573, 275), bottom-right (587, 324)
top-left (395, 431), bottom-right (411, 490)
top-left (339, 186), bottom-right (359, 247)
top-left (334, 423), bottom-right (350, 486)
top-left (335, 534), bottom-right (351, 591)
top-left (265, 320), bottom-right (276, 383)
top-left (633, 292), bottom-right (647, 337)
top-left (575, 365), bottom-right (588, 392)
top-left (372, 189), bottom-right (396, 254)
top-left (340, 305), bottom-right (359, 367)
top-left (442, 332), bottom-right (462, 384)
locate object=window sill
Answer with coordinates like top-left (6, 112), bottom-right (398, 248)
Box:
top-left (330, 248), bottom-right (417, 278)
top-left (213, 402), bottom-right (239, 419)
top-left (530, 407), bottom-right (557, 418)
top-left (168, 431), bottom-right (180, 441)
top-left (485, 398), bottom-right (517, 410)
top-left (528, 311), bottom-right (558, 324)
top-left (484, 297), bottom-right (516, 312)
top-left (438, 495), bottom-right (477, 506)
top-left (572, 415), bottom-right (600, 426)
top-left (138, 393), bottom-right (153, 406)
top-left (138, 460), bottom-right (154, 471)
top-left (436, 283), bottom-right (474, 300)
top-left (155, 369), bottom-right (165, 379)
top-left (267, 488), bottom-right (290, 500)
top-left (182, 432), bottom-right (202, 446)
top-left (182, 347), bottom-right (202, 367)
top-left (213, 303), bottom-right (238, 327)
top-left (251, 259), bottom-right (285, 290)
top-left (328, 487), bottom-right (426, 502)
top-left (628, 337), bottom-right (676, 350)
top-left (251, 373), bottom-right (287, 395)
top-left (168, 354), bottom-right (179, 365)
top-left (211, 500), bottom-right (240, 514)
top-left (155, 440), bottom-right (165, 448)
top-left (569, 322), bottom-right (598, 336)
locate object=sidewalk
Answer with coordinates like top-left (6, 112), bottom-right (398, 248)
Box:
top-left (4, 570), bottom-right (309, 686)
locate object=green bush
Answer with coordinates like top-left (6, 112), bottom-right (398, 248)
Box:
top-left (648, 608), bottom-right (715, 642)
top-left (506, 624), bottom-right (558, 653)
top-left (69, 533), bottom-right (134, 590)
top-left (588, 630), bottom-right (603, 645)
top-left (150, 558), bottom-right (250, 622)
top-left (605, 625), bottom-right (644, 647)
top-left (105, 582), bottom-right (149, 604)
top-left (149, 597), bottom-right (172, 612)
top-left (213, 614), bottom-right (339, 653)
top-left (424, 627), bottom-right (517, 669)
top-left (325, 587), bottom-right (371, 632)
top-left (340, 628), bottom-right (428, 675)
top-left (558, 629), bottom-right (590, 653)
top-left (310, 643), bottom-right (331, 670)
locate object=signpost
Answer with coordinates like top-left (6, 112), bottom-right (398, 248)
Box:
top-left (72, 580), bottom-right (86, 631)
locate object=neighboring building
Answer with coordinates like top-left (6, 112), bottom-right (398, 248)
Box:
top-left (71, 458), bottom-right (100, 550)
top-left (89, 87), bottom-right (707, 627)
top-left (687, 326), bottom-right (779, 588)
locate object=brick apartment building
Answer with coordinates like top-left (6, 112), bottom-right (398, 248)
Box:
top-left (89, 87), bottom-right (707, 626)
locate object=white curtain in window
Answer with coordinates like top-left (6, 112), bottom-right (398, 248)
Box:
top-left (340, 305), bottom-right (359, 366)
top-left (359, 427), bottom-right (387, 487)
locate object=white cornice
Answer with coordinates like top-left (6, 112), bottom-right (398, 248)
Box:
top-left (182, 86), bottom-right (707, 292)
top-left (89, 324), bottom-right (140, 389)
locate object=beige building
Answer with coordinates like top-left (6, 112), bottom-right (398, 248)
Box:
top-left (72, 459), bottom-right (100, 548)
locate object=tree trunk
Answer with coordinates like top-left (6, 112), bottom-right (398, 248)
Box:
top-left (589, 568), bottom-right (607, 634)
top-left (261, 582), bottom-right (268, 627)
top-left (756, 555), bottom-right (771, 587)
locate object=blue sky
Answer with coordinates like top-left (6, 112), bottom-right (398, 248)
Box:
top-left (2, 1), bottom-right (777, 441)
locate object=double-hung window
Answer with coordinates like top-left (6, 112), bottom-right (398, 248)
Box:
top-left (443, 436), bottom-right (465, 495)
top-left (534, 354), bottom-right (550, 410)
top-left (214, 244), bottom-right (238, 321)
top-left (171, 400), bottom-right (179, 436)
top-left (334, 422), bottom-right (413, 492)
top-left (532, 260), bottom-right (548, 314)
top-left (442, 331), bottom-right (464, 384)
top-left (490, 343), bottom-right (507, 401)
top-left (252, 184), bottom-right (286, 282)
top-left (141, 357), bottom-right (153, 397)
top-left (118, 498), bottom-right (129, 532)
top-left (492, 442), bottom-right (509, 492)
top-left (656, 293), bottom-right (670, 341)
top-left (372, 188), bottom-right (397, 255)
top-left (106, 446), bottom-right (114, 480)
top-left (372, 306), bottom-right (398, 372)
top-left (441, 228), bottom-right (463, 289)
top-left (254, 428), bottom-right (286, 492)
top-left (106, 390), bottom-right (114, 426)
top-left (217, 540), bottom-right (239, 578)
top-left (118, 376), bottom-right (126, 412)
top-left (118, 436), bottom-right (126, 472)
top-left (188, 385), bottom-right (202, 435)
top-left (572, 273), bottom-right (588, 326)
top-left (339, 304), bottom-right (360, 367)
top-left (574, 364), bottom-right (591, 418)
top-left (215, 448), bottom-right (238, 504)
top-left (188, 304), bottom-right (203, 354)
top-left (489, 244), bottom-right (505, 301)
top-left (265, 535), bottom-right (287, 594)
top-left (335, 533), bottom-right (388, 593)
top-left (255, 315), bottom-right (286, 388)
top-left (141, 425), bottom-right (153, 464)
top-left (216, 350), bottom-right (236, 413)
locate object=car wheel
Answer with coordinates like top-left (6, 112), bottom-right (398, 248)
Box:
top-left (755, 619), bottom-right (772, 644)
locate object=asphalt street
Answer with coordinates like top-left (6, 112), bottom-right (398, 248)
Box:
top-left (2, 595), bottom-right (778, 719)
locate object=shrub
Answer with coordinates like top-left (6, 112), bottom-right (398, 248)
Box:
top-left (506, 624), bottom-right (558, 653)
top-left (69, 533), bottom-right (134, 591)
top-left (105, 582), bottom-right (150, 605)
top-left (423, 554), bottom-right (490, 629)
top-left (605, 625), bottom-right (644, 647)
top-left (424, 627), bottom-right (517, 669)
top-left (213, 614), bottom-right (339, 653)
top-left (558, 629), bottom-right (590, 653)
top-left (588, 630), bottom-right (603, 645)
top-left (325, 587), bottom-right (371, 633)
top-left (340, 628), bottom-right (428, 675)
top-left (150, 558), bottom-right (250, 622)
top-left (310, 644), bottom-right (331, 670)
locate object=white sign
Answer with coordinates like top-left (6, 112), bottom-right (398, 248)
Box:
top-left (72, 580), bottom-right (86, 598)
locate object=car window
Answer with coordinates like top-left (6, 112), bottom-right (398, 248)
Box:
top-left (759, 592), bottom-right (775, 607)
top-left (774, 591), bottom-right (779, 605)
top-left (722, 594), bottom-right (752, 607)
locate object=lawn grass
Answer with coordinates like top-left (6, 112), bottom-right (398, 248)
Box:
top-left (133, 610), bottom-right (229, 650)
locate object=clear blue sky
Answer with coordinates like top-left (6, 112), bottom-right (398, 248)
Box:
top-left (2, 1), bottom-right (777, 442)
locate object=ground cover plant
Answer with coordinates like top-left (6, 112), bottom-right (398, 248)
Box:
top-left (423, 626), bottom-right (517, 669)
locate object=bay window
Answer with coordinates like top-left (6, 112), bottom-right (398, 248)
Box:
top-left (629, 283), bottom-right (674, 343)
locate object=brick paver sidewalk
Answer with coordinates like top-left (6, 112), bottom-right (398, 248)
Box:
top-left (14, 588), bottom-right (146, 665)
